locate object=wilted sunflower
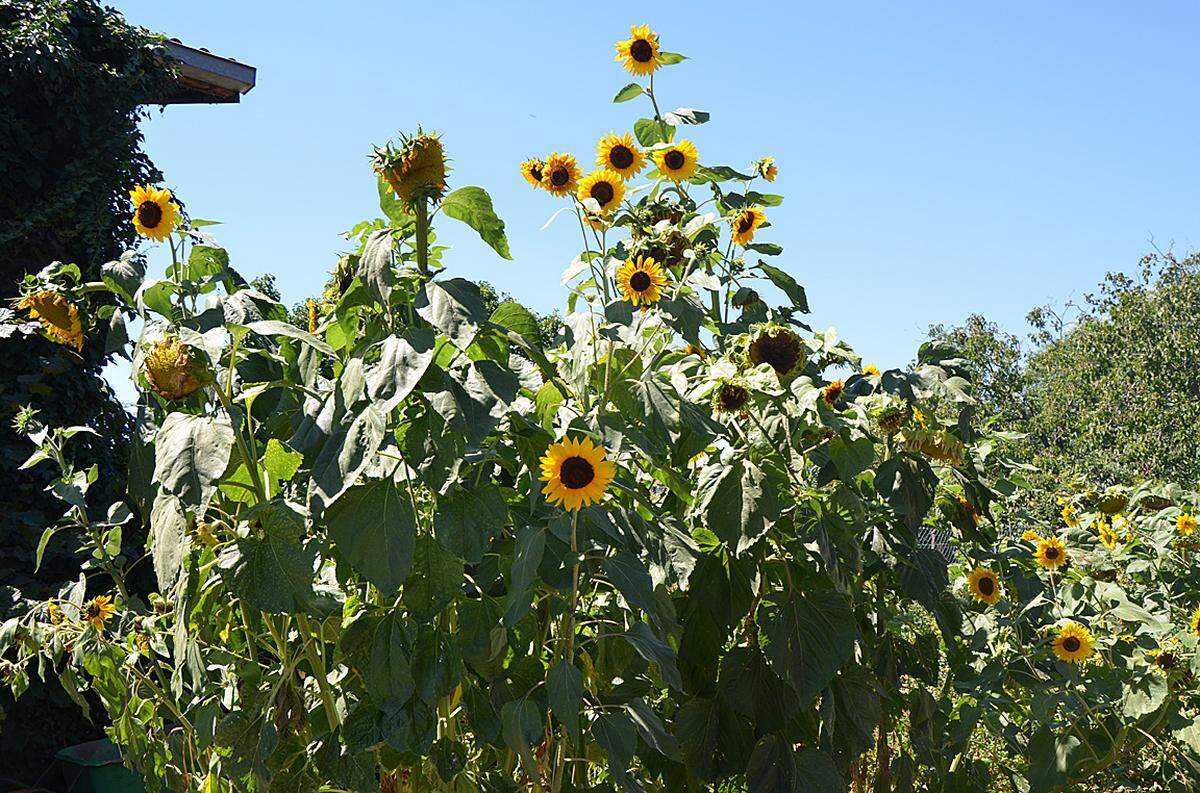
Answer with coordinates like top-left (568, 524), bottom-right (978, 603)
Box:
top-left (616, 256), bottom-right (667, 307)
top-left (130, 185), bottom-right (179, 241)
top-left (653, 139), bottom-right (699, 182)
top-left (520, 158), bottom-right (546, 189)
top-left (748, 325), bottom-right (804, 378)
top-left (541, 152), bottom-right (581, 197)
top-left (577, 170), bottom-right (626, 214)
top-left (966, 567), bottom-right (1001, 605)
top-left (712, 379), bottom-right (751, 415)
top-left (875, 405), bottom-right (905, 434)
top-left (86, 595), bottom-right (116, 633)
top-left (615, 24), bottom-right (662, 76)
top-left (1061, 503), bottom-right (1080, 528)
top-left (1052, 622), bottom-right (1095, 664)
top-left (730, 206), bottom-right (767, 247)
top-left (372, 130), bottom-right (448, 208)
top-left (540, 437), bottom-right (616, 511)
top-left (862, 363), bottom-right (881, 377)
top-left (18, 291), bottom-right (83, 350)
top-left (1034, 536), bottom-right (1068, 571)
top-left (1178, 513), bottom-right (1198, 537)
top-left (143, 336), bottom-right (203, 401)
top-left (1096, 517), bottom-right (1118, 550)
top-left (597, 132), bottom-right (646, 179)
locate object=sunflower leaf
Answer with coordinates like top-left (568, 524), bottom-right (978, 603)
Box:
top-left (663, 107), bottom-right (709, 126)
top-left (441, 186), bottom-right (513, 260)
top-left (613, 82), bottom-right (644, 103)
top-left (635, 118), bottom-right (674, 147)
top-left (659, 51), bottom-right (688, 65)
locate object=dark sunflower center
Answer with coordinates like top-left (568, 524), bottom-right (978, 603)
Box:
top-left (1062, 636), bottom-right (1081, 653)
top-left (663, 150), bottom-right (685, 170)
top-left (1045, 547), bottom-right (1059, 560)
top-left (137, 200), bottom-right (163, 228)
top-left (629, 271), bottom-right (652, 292)
top-left (719, 384), bottom-right (749, 412)
top-left (1158, 652), bottom-right (1177, 669)
top-left (550, 167), bottom-right (569, 187)
top-left (530, 164), bottom-right (544, 182)
top-left (590, 181), bottom-right (615, 206)
top-left (737, 213), bottom-right (755, 234)
top-left (87, 604), bottom-right (100, 619)
top-left (977, 576), bottom-right (995, 596)
top-left (630, 38), bottom-right (653, 63)
top-left (750, 332), bottom-right (801, 375)
top-left (559, 456), bottom-right (595, 490)
top-left (610, 145), bottom-right (634, 170)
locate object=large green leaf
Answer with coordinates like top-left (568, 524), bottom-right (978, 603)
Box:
top-left (548, 660), bottom-right (583, 741)
top-left (153, 412), bottom-right (234, 510)
top-left (761, 589), bottom-right (856, 704)
top-left (218, 502), bottom-right (315, 614)
top-left (327, 478), bottom-right (416, 596)
top-left (358, 228), bottom-right (395, 305)
top-left (404, 536), bottom-right (463, 621)
top-left (489, 301), bottom-right (542, 349)
top-left (675, 695), bottom-right (754, 781)
top-left (366, 328), bottom-right (436, 412)
top-left (824, 665), bottom-right (880, 762)
top-left (441, 186), bottom-right (512, 259)
top-left (149, 491), bottom-right (188, 590)
top-left (500, 698), bottom-right (542, 782)
top-left (416, 278), bottom-right (488, 351)
top-left (504, 525), bottom-right (546, 626)
top-left (309, 403), bottom-right (387, 514)
top-left (434, 483), bottom-right (506, 565)
top-left (591, 712), bottom-right (642, 793)
top-left (603, 552), bottom-right (657, 616)
top-left (695, 458), bottom-right (778, 554)
top-left (342, 609), bottom-right (415, 709)
top-left (623, 621), bottom-right (682, 690)
top-left (756, 261), bottom-right (810, 313)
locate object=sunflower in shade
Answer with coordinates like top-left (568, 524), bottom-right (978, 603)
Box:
top-left (615, 24), bottom-right (662, 76)
top-left (730, 206), bottom-right (766, 246)
top-left (966, 567), bottom-right (1001, 605)
top-left (520, 158), bottom-right (546, 189)
top-left (577, 170), bottom-right (626, 215)
top-left (653, 140), bottom-right (699, 182)
top-left (616, 256), bottom-right (668, 307)
top-left (540, 152), bottom-right (581, 197)
top-left (17, 291), bottom-right (83, 350)
top-left (540, 437), bottom-right (616, 511)
top-left (1052, 621), bottom-right (1095, 664)
top-left (1034, 536), bottom-right (1068, 570)
top-left (85, 595), bottom-right (117, 633)
top-left (596, 132), bottom-right (646, 179)
top-left (130, 185), bottom-right (179, 241)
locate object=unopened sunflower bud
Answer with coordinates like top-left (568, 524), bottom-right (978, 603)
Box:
top-left (372, 130), bottom-right (448, 209)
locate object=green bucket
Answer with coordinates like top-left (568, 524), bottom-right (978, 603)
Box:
top-left (55, 740), bottom-right (145, 793)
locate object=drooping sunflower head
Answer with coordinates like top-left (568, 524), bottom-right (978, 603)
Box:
top-left (712, 378), bottom-right (751, 416)
top-left (862, 363), bottom-right (881, 377)
top-left (1178, 513), bottom-right (1197, 536)
top-left (372, 130), bottom-right (449, 208)
top-left (540, 436), bottom-right (616, 512)
top-left (615, 24), bottom-right (662, 76)
top-left (966, 567), bottom-right (1001, 605)
top-left (520, 158), bottom-right (546, 189)
top-left (541, 152), bottom-right (582, 197)
top-left (874, 404), bottom-right (905, 435)
top-left (754, 156), bottom-right (778, 182)
top-left (86, 595), bottom-right (116, 633)
top-left (17, 290), bottom-right (83, 350)
top-left (1034, 536), bottom-right (1068, 571)
top-left (747, 325), bottom-right (805, 378)
top-left (577, 170), bottom-right (626, 215)
top-left (653, 139), bottom-right (699, 182)
top-left (1052, 621), bottom-right (1095, 664)
top-left (616, 256), bottom-right (668, 308)
top-left (730, 206), bottom-right (767, 247)
top-left (130, 185), bottom-right (179, 241)
top-left (143, 335), bottom-right (204, 401)
top-left (597, 132), bottom-right (647, 179)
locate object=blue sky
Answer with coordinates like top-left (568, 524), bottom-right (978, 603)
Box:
top-left (112, 0), bottom-right (1199, 372)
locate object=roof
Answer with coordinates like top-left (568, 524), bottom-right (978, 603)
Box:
top-left (159, 39), bottom-right (256, 104)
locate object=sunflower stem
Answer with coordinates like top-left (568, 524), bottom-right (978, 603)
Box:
top-left (415, 197), bottom-right (430, 276)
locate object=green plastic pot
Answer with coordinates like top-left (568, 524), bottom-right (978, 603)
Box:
top-left (55, 740), bottom-right (145, 793)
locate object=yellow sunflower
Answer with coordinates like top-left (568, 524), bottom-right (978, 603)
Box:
top-left (596, 132), bottom-right (646, 179)
top-left (911, 405), bottom-right (928, 428)
top-left (1052, 621), bottom-right (1095, 664)
top-left (615, 24), bottom-right (662, 76)
top-left (1149, 641), bottom-right (1180, 675)
top-left (616, 256), bottom-right (668, 307)
top-left (730, 206), bottom-right (767, 247)
top-left (653, 139), bottom-right (699, 182)
top-left (540, 437), bottom-right (616, 511)
top-left (520, 158), bottom-right (545, 189)
top-left (47, 601), bottom-right (64, 625)
top-left (577, 170), bottom-right (626, 215)
top-left (822, 379), bottom-right (845, 406)
top-left (966, 567), bottom-right (1001, 605)
top-left (756, 156), bottom-right (778, 182)
top-left (957, 496), bottom-right (982, 526)
top-left (86, 595), bottom-right (116, 633)
top-left (130, 185), bottom-right (179, 241)
top-left (1192, 606), bottom-right (1200, 637)
top-left (1034, 536), bottom-right (1068, 571)
top-left (1178, 513), bottom-right (1197, 537)
top-left (541, 152), bottom-right (581, 197)
top-left (862, 363), bottom-right (881, 377)
top-left (372, 130), bottom-right (448, 208)
top-left (1062, 503), bottom-right (1080, 528)
top-left (143, 336), bottom-right (203, 401)
top-left (1021, 529), bottom-right (1043, 543)
top-left (18, 291), bottom-right (83, 350)
top-left (1096, 517), bottom-right (1118, 550)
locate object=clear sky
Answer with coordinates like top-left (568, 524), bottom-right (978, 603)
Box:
top-left (110, 0), bottom-right (1199, 373)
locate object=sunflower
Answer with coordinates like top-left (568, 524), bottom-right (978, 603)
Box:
top-left (577, 170), bottom-right (626, 214)
top-left (18, 291), bottom-right (82, 350)
top-left (756, 156), bottom-right (778, 182)
top-left (1113, 514), bottom-right (1132, 540)
top-left (1052, 622), bottom-right (1095, 664)
top-left (615, 24), bottom-right (662, 76)
top-left (875, 405), bottom-right (905, 435)
top-left (541, 152), bottom-right (581, 197)
top-left (86, 595), bottom-right (116, 633)
top-left (911, 405), bottom-right (928, 428)
top-left (862, 363), bottom-right (881, 377)
top-left (1062, 503), bottom-right (1080, 528)
top-left (747, 325), bottom-right (804, 378)
top-left (1192, 606), bottom-right (1200, 637)
top-left (1022, 529), bottom-right (1043, 542)
top-left (730, 206), bottom-right (767, 247)
top-left (372, 130), bottom-right (448, 208)
top-left (966, 567), bottom-right (1001, 605)
top-left (143, 336), bottom-right (203, 401)
top-left (616, 256), bottom-right (668, 307)
top-left (684, 343), bottom-right (706, 359)
top-left (47, 602), bottom-right (64, 625)
top-left (712, 379), bottom-right (750, 415)
top-left (1149, 641), bottom-right (1180, 675)
top-left (653, 139), bottom-right (699, 182)
top-left (130, 185), bottom-right (179, 241)
top-left (822, 379), bottom-right (845, 406)
top-left (597, 132), bottom-right (646, 179)
top-left (520, 158), bottom-right (546, 189)
top-left (135, 632), bottom-right (151, 654)
top-left (307, 299), bottom-right (318, 334)
top-left (1097, 517), bottom-right (1118, 550)
top-left (1034, 536), bottom-right (1068, 571)
top-left (957, 496), bottom-right (982, 526)
top-left (1178, 513), bottom-right (1198, 537)
top-left (540, 437), bottom-right (616, 511)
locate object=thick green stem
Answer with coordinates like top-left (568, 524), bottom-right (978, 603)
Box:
top-left (415, 197), bottom-right (430, 276)
top-left (296, 612), bottom-right (341, 729)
